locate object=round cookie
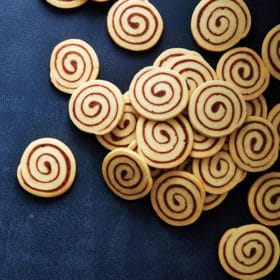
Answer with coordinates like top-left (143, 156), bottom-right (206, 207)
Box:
top-left (188, 80), bottom-right (247, 138)
top-left (69, 79), bottom-right (124, 135)
top-left (17, 138), bottom-right (76, 198)
top-left (268, 103), bottom-right (280, 150)
top-left (102, 148), bottom-right (153, 200)
top-left (107, 0), bottom-right (163, 51)
top-left (229, 116), bottom-right (279, 172)
top-left (136, 115), bottom-right (194, 169)
top-left (191, 0), bottom-right (251, 52)
top-left (216, 47), bottom-right (270, 101)
top-left (46, 0), bottom-right (88, 9)
top-left (218, 224), bottom-right (280, 279)
top-left (129, 66), bottom-right (189, 121)
top-left (248, 172), bottom-right (280, 227)
top-left (50, 39), bottom-right (99, 94)
top-left (262, 24), bottom-right (280, 80)
top-left (150, 170), bottom-right (205, 226)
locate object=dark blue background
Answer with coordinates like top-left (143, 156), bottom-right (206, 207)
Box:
top-left (0, 1), bottom-right (279, 279)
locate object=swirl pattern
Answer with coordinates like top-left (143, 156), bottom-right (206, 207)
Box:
top-left (246, 95), bottom-right (268, 118)
top-left (165, 54), bottom-right (217, 95)
top-left (17, 138), bottom-right (76, 198)
top-left (216, 47), bottom-right (270, 101)
top-left (262, 24), bottom-right (280, 80)
top-left (191, 0), bottom-right (251, 52)
top-left (50, 39), bottom-right (99, 94)
top-left (203, 192), bottom-right (228, 211)
top-left (46, 0), bottom-right (88, 9)
top-left (136, 115), bottom-right (194, 169)
top-left (107, 0), bottom-right (163, 51)
top-left (150, 171), bottom-right (205, 226)
top-left (102, 148), bottom-right (153, 200)
top-left (129, 66), bottom-right (189, 120)
top-left (192, 150), bottom-right (244, 194)
top-left (248, 172), bottom-right (280, 227)
top-left (268, 103), bottom-right (280, 150)
top-left (218, 224), bottom-right (280, 279)
top-left (229, 116), bottom-right (279, 172)
top-left (69, 79), bottom-right (124, 135)
top-left (188, 80), bottom-right (247, 138)
top-left (96, 94), bottom-right (139, 150)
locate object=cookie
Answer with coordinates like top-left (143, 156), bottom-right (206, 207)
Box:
top-left (246, 95), bottom-right (268, 118)
top-left (268, 103), bottom-right (280, 150)
top-left (17, 138), bottom-right (76, 198)
top-left (248, 172), bottom-right (280, 227)
top-left (50, 39), bottom-right (99, 94)
top-left (46, 0), bottom-right (87, 9)
top-left (192, 150), bottom-right (245, 194)
top-left (69, 79), bottom-right (124, 135)
top-left (216, 47), bottom-right (270, 101)
top-left (262, 24), bottom-right (280, 80)
top-left (102, 148), bottom-right (153, 200)
top-left (107, 0), bottom-right (163, 51)
top-left (188, 80), bottom-right (247, 138)
top-left (218, 224), bottom-right (280, 279)
top-left (191, 0), bottom-right (251, 52)
top-left (96, 93), bottom-right (139, 150)
top-left (129, 66), bottom-right (189, 121)
top-left (165, 54), bottom-right (217, 95)
top-left (150, 170), bottom-right (205, 226)
top-left (136, 115), bottom-right (193, 169)
top-left (203, 192), bottom-right (228, 211)
top-left (153, 48), bottom-right (202, 68)
top-left (229, 116), bottom-right (279, 172)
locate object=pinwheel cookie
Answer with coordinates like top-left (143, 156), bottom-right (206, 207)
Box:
top-left (17, 138), bottom-right (76, 198)
top-left (46, 0), bottom-right (87, 9)
top-left (246, 95), bottom-right (268, 118)
top-left (268, 103), bottom-right (280, 150)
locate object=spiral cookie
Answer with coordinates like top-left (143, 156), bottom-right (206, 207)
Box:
top-left (153, 48), bottom-right (202, 68)
top-left (218, 224), bottom-right (280, 279)
top-left (129, 66), bottom-right (188, 121)
top-left (69, 79), bottom-right (124, 135)
top-left (46, 0), bottom-right (87, 9)
top-left (203, 192), bottom-right (228, 211)
top-left (17, 138), bottom-right (76, 198)
top-left (216, 47), bottom-right (270, 101)
top-left (50, 39), bottom-right (99, 94)
top-left (262, 24), bottom-right (280, 80)
top-left (102, 148), bottom-right (153, 200)
top-left (96, 94), bottom-right (139, 150)
top-left (165, 54), bottom-right (217, 95)
top-left (136, 115), bottom-right (193, 169)
top-left (190, 130), bottom-right (226, 159)
top-left (268, 103), bottom-right (280, 150)
top-left (248, 172), bottom-right (280, 227)
top-left (246, 95), bottom-right (268, 118)
top-left (107, 0), bottom-right (163, 51)
top-left (191, 0), bottom-right (251, 52)
top-left (188, 80), bottom-right (247, 138)
top-left (150, 170), bottom-right (205, 226)
top-left (229, 116), bottom-right (279, 172)
top-left (192, 150), bottom-right (244, 194)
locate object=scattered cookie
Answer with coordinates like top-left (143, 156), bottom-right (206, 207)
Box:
top-left (262, 24), bottom-right (280, 80)
top-left (50, 39), bottom-right (99, 94)
top-left (190, 0), bottom-right (251, 52)
top-left (17, 138), bottom-right (76, 198)
top-left (107, 0), bottom-right (163, 51)
top-left (150, 170), bottom-right (205, 226)
top-left (268, 103), bottom-right (280, 150)
top-left (218, 224), bottom-right (280, 279)
top-left (46, 0), bottom-right (88, 9)
top-left (216, 47), bottom-right (270, 101)
top-left (102, 148), bottom-right (153, 200)
top-left (69, 79), bottom-right (124, 135)
top-left (248, 172), bottom-right (280, 226)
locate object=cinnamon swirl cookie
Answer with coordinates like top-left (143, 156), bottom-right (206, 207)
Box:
top-left (191, 0), bottom-right (251, 52)
top-left (268, 103), bottom-right (280, 150)
top-left (107, 0), bottom-right (163, 51)
top-left (150, 170), bottom-right (205, 226)
top-left (50, 39), bottom-right (99, 94)
top-left (246, 95), bottom-right (268, 118)
top-left (46, 0), bottom-right (87, 9)
top-left (17, 138), bottom-right (76, 198)
top-left (262, 24), bottom-right (280, 80)
top-left (216, 47), bottom-right (270, 101)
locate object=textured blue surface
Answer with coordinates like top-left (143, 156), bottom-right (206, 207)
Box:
top-left (0, 0), bottom-right (279, 279)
